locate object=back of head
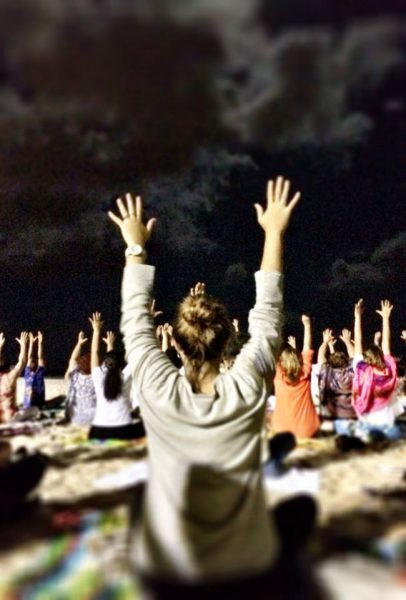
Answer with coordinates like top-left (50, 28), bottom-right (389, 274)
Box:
top-left (77, 353), bottom-right (91, 375)
top-left (279, 347), bottom-right (303, 385)
top-left (104, 350), bottom-right (126, 401)
top-left (364, 344), bottom-right (385, 370)
top-left (173, 293), bottom-right (233, 391)
top-left (328, 351), bottom-right (349, 369)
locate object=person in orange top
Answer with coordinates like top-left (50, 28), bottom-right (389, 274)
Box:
top-left (273, 315), bottom-right (320, 438)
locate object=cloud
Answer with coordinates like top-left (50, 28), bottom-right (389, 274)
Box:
top-left (0, 148), bottom-right (256, 271)
top-left (324, 232), bottom-right (406, 291)
top-left (145, 148), bottom-right (256, 255)
top-left (224, 262), bottom-right (249, 287)
top-left (217, 18), bottom-right (405, 149)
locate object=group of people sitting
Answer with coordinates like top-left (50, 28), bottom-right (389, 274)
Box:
top-left (269, 305), bottom-right (405, 442)
top-left (0, 178), bottom-right (405, 598)
top-left (0, 331), bottom-right (46, 423)
top-left (0, 259), bottom-right (405, 449)
top-left (38, 293), bottom-right (406, 447)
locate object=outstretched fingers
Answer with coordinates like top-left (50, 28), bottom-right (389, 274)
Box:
top-left (146, 217), bottom-right (157, 234)
top-left (266, 176), bottom-right (300, 207)
top-left (266, 180), bottom-right (274, 205)
top-left (254, 203), bottom-right (264, 222)
top-left (274, 176), bottom-right (283, 202)
top-left (117, 196), bottom-right (129, 219)
top-left (288, 191), bottom-right (301, 212)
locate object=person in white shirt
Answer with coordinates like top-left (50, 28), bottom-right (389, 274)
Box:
top-left (88, 313), bottom-right (145, 440)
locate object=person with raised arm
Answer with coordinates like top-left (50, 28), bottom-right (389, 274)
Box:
top-left (273, 315), bottom-right (320, 438)
top-left (65, 331), bottom-right (96, 426)
top-left (22, 331), bottom-right (46, 409)
top-left (352, 299), bottom-right (403, 431)
top-left (0, 332), bottom-right (29, 423)
top-left (109, 178), bottom-right (302, 594)
top-left (317, 328), bottom-right (356, 420)
top-left (88, 312), bottom-right (144, 441)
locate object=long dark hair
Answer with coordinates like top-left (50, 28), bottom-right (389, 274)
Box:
top-left (104, 350), bottom-right (126, 401)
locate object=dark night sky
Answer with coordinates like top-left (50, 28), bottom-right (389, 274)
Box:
top-left (0, 0), bottom-right (405, 373)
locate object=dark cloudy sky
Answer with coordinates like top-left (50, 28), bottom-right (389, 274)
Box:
top-left (0, 0), bottom-right (405, 372)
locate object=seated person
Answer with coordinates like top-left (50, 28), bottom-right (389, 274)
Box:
top-left (317, 328), bottom-right (356, 419)
top-left (352, 299), bottom-right (403, 435)
top-left (0, 332), bottom-right (28, 423)
top-left (22, 331), bottom-right (46, 409)
top-left (65, 331), bottom-right (97, 425)
top-left (88, 313), bottom-right (144, 440)
top-left (273, 315), bottom-right (320, 438)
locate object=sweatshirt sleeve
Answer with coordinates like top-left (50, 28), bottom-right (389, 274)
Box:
top-left (120, 264), bottom-right (179, 402)
top-left (229, 271), bottom-right (283, 392)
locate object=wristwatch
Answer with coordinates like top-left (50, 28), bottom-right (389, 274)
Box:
top-left (125, 244), bottom-right (146, 258)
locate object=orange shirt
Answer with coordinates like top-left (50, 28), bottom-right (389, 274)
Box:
top-left (273, 350), bottom-right (320, 438)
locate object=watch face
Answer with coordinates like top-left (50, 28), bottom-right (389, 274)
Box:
top-left (133, 244), bottom-right (143, 255)
top-left (126, 244), bottom-right (145, 257)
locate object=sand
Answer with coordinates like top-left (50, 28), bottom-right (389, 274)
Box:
top-left (1, 377), bottom-right (405, 598)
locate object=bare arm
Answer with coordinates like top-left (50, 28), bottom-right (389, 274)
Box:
top-left (89, 312), bottom-right (103, 370)
top-left (37, 331), bottom-right (45, 367)
top-left (353, 299), bottom-right (364, 358)
top-left (65, 331), bottom-right (88, 378)
top-left (376, 300), bottom-right (393, 356)
top-left (317, 328), bottom-right (334, 364)
top-left (0, 332), bottom-right (5, 364)
top-left (27, 332), bottom-right (36, 364)
top-left (339, 328), bottom-right (354, 359)
top-left (302, 314), bottom-right (312, 352)
top-left (161, 323), bottom-right (173, 353)
top-left (9, 332), bottom-right (29, 384)
top-left (254, 177), bottom-right (301, 273)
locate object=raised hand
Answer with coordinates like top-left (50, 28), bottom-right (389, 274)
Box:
top-left (301, 314), bottom-right (311, 326)
top-left (354, 299), bottom-right (364, 318)
top-left (37, 331), bottom-right (44, 343)
top-left (89, 312), bottom-right (104, 331)
top-left (287, 336), bottom-right (296, 349)
top-left (322, 328), bottom-right (335, 345)
top-left (401, 330), bottom-right (406, 342)
top-left (102, 331), bottom-right (116, 349)
top-left (163, 323), bottom-right (173, 336)
top-left (232, 319), bottom-right (240, 333)
top-left (77, 331), bottom-right (88, 345)
top-left (15, 331), bottom-right (29, 347)
top-left (190, 282), bottom-right (206, 297)
top-left (376, 299), bottom-right (393, 319)
top-left (29, 332), bottom-right (38, 344)
top-left (373, 331), bottom-right (382, 347)
top-left (149, 299), bottom-right (163, 319)
top-left (108, 193), bottom-right (156, 248)
top-left (161, 322), bottom-right (173, 352)
top-left (254, 176), bottom-right (301, 234)
top-left (339, 328), bottom-right (353, 344)
top-left (0, 332), bottom-right (5, 348)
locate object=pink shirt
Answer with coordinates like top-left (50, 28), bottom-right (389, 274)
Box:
top-left (352, 355), bottom-right (397, 416)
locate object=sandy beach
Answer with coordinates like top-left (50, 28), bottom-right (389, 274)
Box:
top-left (1, 379), bottom-right (405, 598)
